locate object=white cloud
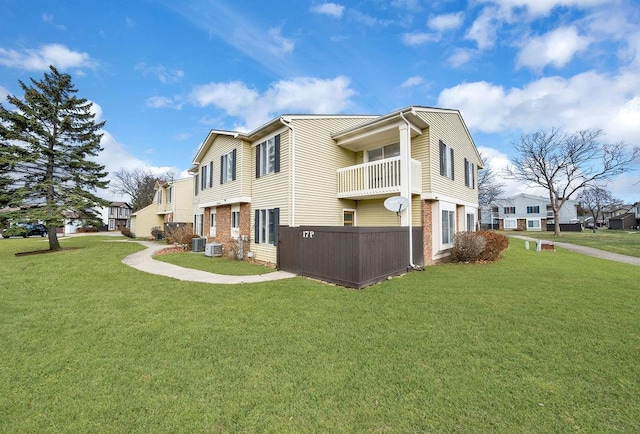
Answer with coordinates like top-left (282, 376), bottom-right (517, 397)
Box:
top-left (465, 7), bottom-right (500, 49)
top-left (190, 76), bottom-right (355, 131)
top-left (311, 2), bottom-right (345, 18)
top-left (0, 85), bottom-right (8, 102)
top-left (448, 48), bottom-right (475, 67)
top-left (437, 70), bottom-right (640, 145)
top-left (402, 32), bottom-right (439, 46)
top-left (267, 27), bottom-right (295, 56)
top-left (401, 76), bottom-right (425, 88)
top-left (145, 96), bottom-right (182, 109)
top-left (517, 26), bottom-right (591, 70)
top-left (428, 12), bottom-right (464, 32)
top-left (482, 0), bottom-right (614, 17)
top-left (135, 63), bottom-right (184, 84)
top-left (42, 13), bottom-right (66, 30)
top-left (0, 43), bottom-right (95, 71)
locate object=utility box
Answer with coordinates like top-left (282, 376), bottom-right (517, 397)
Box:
top-left (205, 242), bottom-right (223, 257)
top-left (192, 237), bottom-right (206, 252)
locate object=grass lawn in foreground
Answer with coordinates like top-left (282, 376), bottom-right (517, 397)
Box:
top-left (1, 235), bottom-right (639, 432)
top-left (506, 228), bottom-right (640, 257)
top-left (154, 250), bottom-right (276, 275)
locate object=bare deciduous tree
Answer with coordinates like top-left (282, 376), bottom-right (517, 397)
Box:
top-left (110, 168), bottom-right (167, 212)
top-left (478, 153), bottom-right (505, 227)
top-left (578, 186), bottom-right (623, 227)
top-left (506, 128), bottom-right (638, 235)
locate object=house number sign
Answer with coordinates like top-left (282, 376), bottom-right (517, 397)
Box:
top-left (302, 230), bottom-right (315, 238)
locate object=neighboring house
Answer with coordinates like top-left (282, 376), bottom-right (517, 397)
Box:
top-left (189, 106), bottom-right (482, 275)
top-left (491, 193), bottom-right (578, 231)
top-left (608, 202), bottom-right (640, 229)
top-left (130, 178), bottom-right (193, 238)
top-left (106, 202), bottom-right (132, 231)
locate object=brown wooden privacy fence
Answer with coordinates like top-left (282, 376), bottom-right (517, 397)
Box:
top-left (277, 226), bottom-right (424, 289)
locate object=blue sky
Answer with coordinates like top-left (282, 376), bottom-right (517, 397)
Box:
top-left (1, 0), bottom-right (639, 202)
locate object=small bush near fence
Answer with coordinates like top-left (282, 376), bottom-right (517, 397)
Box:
top-left (120, 228), bottom-right (135, 238)
top-left (164, 224), bottom-right (197, 250)
top-left (450, 231), bottom-right (509, 263)
top-left (77, 227), bottom-right (98, 233)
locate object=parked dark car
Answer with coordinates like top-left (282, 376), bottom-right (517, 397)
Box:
top-left (2, 223), bottom-right (48, 238)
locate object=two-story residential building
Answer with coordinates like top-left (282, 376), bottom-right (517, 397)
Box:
top-left (189, 106), bottom-right (482, 271)
top-left (491, 193), bottom-right (578, 231)
top-left (130, 177), bottom-right (194, 238)
top-left (106, 202), bottom-right (132, 231)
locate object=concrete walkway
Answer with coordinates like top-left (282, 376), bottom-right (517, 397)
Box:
top-left (509, 235), bottom-right (640, 266)
top-left (121, 241), bottom-right (297, 284)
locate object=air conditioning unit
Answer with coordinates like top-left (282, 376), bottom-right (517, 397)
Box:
top-left (205, 242), bottom-right (223, 257)
top-left (192, 237), bottom-right (206, 252)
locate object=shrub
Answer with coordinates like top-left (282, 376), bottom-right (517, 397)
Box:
top-left (451, 232), bottom-right (486, 262)
top-left (164, 224), bottom-right (197, 250)
top-left (120, 228), bottom-right (135, 238)
top-left (476, 231), bottom-right (509, 262)
top-left (151, 226), bottom-right (164, 240)
top-left (450, 231), bottom-right (509, 263)
top-left (77, 226), bottom-right (98, 233)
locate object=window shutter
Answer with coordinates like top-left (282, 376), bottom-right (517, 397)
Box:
top-left (464, 159), bottom-right (469, 186)
top-left (471, 163), bottom-right (475, 188)
top-left (273, 208), bottom-right (279, 246)
top-left (450, 148), bottom-right (454, 181)
top-left (254, 209), bottom-right (260, 244)
top-left (274, 134), bottom-right (280, 173)
top-left (255, 145), bottom-right (261, 179)
top-left (220, 156), bottom-right (224, 184)
top-left (231, 149), bottom-right (237, 181)
top-left (209, 161), bottom-right (214, 187)
top-left (194, 174), bottom-right (199, 196)
top-left (439, 140), bottom-right (445, 176)
top-left (201, 166), bottom-right (206, 190)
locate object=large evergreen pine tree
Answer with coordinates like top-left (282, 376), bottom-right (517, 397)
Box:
top-left (0, 65), bottom-right (109, 250)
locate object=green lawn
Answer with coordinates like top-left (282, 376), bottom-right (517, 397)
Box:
top-left (506, 228), bottom-right (640, 257)
top-left (1, 235), bottom-right (639, 432)
top-left (154, 250), bottom-right (276, 275)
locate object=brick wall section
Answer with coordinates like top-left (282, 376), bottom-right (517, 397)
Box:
top-left (205, 203), bottom-right (252, 259)
top-left (422, 200), bottom-right (434, 265)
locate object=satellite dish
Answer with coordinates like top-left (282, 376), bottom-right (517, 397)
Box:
top-left (384, 196), bottom-right (410, 214)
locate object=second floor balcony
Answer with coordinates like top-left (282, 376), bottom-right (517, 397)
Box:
top-left (336, 157), bottom-right (422, 199)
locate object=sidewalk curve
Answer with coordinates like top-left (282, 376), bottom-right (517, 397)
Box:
top-left (509, 235), bottom-right (640, 266)
top-left (121, 241), bottom-right (297, 284)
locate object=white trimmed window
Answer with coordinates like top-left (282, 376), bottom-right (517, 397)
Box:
top-left (167, 186), bottom-right (172, 204)
top-left (221, 150), bottom-right (236, 184)
top-left (231, 205), bottom-right (240, 239)
top-left (439, 140), bottom-right (454, 180)
top-left (194, 214), bottom-right (204, 236)
top-left (504, 218), bottom-right (517, 230)
top-left (254, 208), bottom-right (280, 245)
top-left (466, 213), bottom-right (475, 232)
top-left (442, 209), bottom-right (455, 245)
top-left (367, 143), bottom-right (400, 161)
top-left (527, 219), bottom-right (541, 230)
top-left (464, 158), bottom-right (475, 188)
top-left (210, 209), bottom-right (216, 237)
top-left (527, 206), bottom-right (540, 214)
top-left (256, 134), bottom-right (280, 178)
top-left (157, 189), bottom-right (162, 204)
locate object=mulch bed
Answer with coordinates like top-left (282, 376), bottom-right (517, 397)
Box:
top-left (154, 246), bottom-right (188, 255)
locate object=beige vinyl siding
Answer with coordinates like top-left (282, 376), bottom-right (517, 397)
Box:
top-left (415, 111), bottom-right (481, 205)
top-left (410, 127), bottom-right (432, 193)
top-left (354, 196), bottom-right (421, 226)
top-left (171, 178), bottom-right (195, 223)
top-left (131, 204), bottom-right (163, 239)
top-left (292, 117), bottom-right (375, 226)
top-left (250, 127), bottom-right (290, 264)
top-left (196, 135), bottom-right (250, 204)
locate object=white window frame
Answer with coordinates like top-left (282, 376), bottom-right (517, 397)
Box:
top-left (157, 190), bottom-right (162, 204)
top-left (440, 140), bottom-right (454, 180)
top-left (464, 158), bottom-right (475, 188)
top-left (231, 205), bottom-right (240, 240)
top-left (343, 209), bottom-right (356, 227)
top-left (221, 151), bottom-right (235, 184)
top-left (527, 218), bottom-right (542, 231)
top-left (441, 209), bottom-right (456, 246)
top-left (367, 143), bottom-right (400, 162)
top-left (167, 186), bottom-right (172, 204)
top-left (194, 214), bottom-right (204, 236)
top-left (526, 206), bottom-right (540, 214)
top-left (210, 208), bottom-right (216, 238)
top-left (466, 213), bottom-right (475, 232)
top-left (256, 208), bottom-right (278, 245)
top-left (504, 218), bottom-right (517, 230)
top-left (257, 136), bottom-right (277, 177)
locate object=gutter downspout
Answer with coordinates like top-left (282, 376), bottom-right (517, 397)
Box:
top-left (280, 117), bottom-right (295, 227)
top-left (399, 111), bottom-right (415, 268)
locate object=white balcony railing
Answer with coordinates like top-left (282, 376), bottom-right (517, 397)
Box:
top-left (336, 157), bottom-right (422, 199)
